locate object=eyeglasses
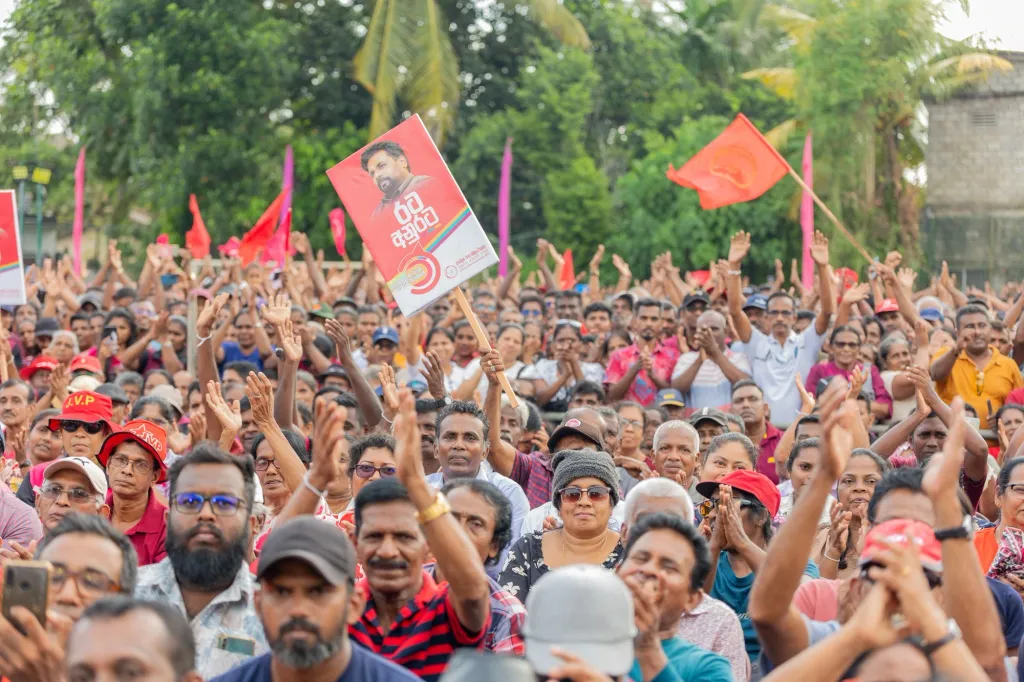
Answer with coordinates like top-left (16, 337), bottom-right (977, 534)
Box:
top-left (254, 458), bottom-right (281, 472)
top-left (1006, 483), bottom-right (1024, 495)
top-left (354, 463), bottom-right (397, 479)
top-left (832, 341), bottom-right (859, 350)
top-left (109, 454), bottom-right (154, 474)
top-left (521, 309), bottom-right (543, 318)
top-left (475, 304), bottom-right (497, 312)
top-left (50, 563), bottom-right (119, 596)
top-left (39, 484), bottom-right (95, 504)
top-left (558, 485), bottom-right (611, 504)
top-left (620, 418), bottom-right (643, 429)
top-left (61, 420), bottom-right (105, 435)
top-left (172, 492), bottom-right (243, 516)
top-left (698, 497), bottom-right (756, 517)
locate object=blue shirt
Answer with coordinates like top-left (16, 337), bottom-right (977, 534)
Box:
top-left (210, 643), bottom-right (420, 682)
top-left (988, 576), bottom-right (1024, 649)
top-left (709, 551), bottom-right (819, 660)
top-left (220, 341), bottom-right (264, 372)
top-left (628, 636), bottom-right (733, 682)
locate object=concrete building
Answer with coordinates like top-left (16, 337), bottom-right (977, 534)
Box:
top-left (924, 51), bottom-right (1024, 287)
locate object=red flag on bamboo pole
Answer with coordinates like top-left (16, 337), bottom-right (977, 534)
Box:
top-left (238, 187), bottom-right (289, 266)
top-left (558, 249), bottom-right (576, 290)
top-left (185, 194), bottom-right (211, 259)
top-left (666, 114), bottom-right (789, 210)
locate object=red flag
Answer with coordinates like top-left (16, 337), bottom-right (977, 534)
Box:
top-left (218, 236), bottom-right (241, 258)
top-left (329, 208), bottom-right (346, 257)
top-left (185, 194), bottom-right (211, 259)
top-left (558, 249), bottom-right (576, 291)
top-left (261, 208), bottom-right (293, 266)
top-left (667, 114), bottom-right (790, 210)
top-left (239, 187), bottom-right (289, 266)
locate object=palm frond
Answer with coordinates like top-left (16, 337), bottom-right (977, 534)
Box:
top-left (928, 52), bottom-right (1013, 77)
top-left (404, 0), bottom-right (461, 144)
top-left (353, 0), bottom-right (417, 139)
top-left (742, 66), bottom-right (797, 100)
top-left (758, 3), bottom-right (817, 46)
top-left (764, 118), bottom-right (799, 148)
top-left (524, 0), bottom-right (591, 49)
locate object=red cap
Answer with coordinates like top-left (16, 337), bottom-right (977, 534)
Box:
top-left (875, 299), bottom-right (900, 314)
top-left (696, 469), bottom-right (781, 518)
top-left (97, 420), bottom-right (169, 483)
top-left (19, 356), bottom-right (59, 381)
top-left (69, 354), bottom-right (103, 376)
top-left (859, 518), bottom-right (942, 573)
top-left (49, 391), bottom-right (116, 433)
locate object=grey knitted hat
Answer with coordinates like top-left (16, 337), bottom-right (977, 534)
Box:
top-left (551, 449), bottom-right (620, 509)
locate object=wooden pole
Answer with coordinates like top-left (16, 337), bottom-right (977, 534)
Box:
top-left (786, 167), bottom-right (873, 264)
top-left (452, 287), bottom-right (519, 408)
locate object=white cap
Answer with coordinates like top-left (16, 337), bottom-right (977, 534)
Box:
top-left (523, 565), bottom-right (636, 676)
top-left (43, 456), bottom-right (108, 497)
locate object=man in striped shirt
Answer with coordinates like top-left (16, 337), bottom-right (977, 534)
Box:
top-left (349, 389), bottom-right (492, 681)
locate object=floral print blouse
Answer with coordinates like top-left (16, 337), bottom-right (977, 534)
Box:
top-left (497, 530), bottom-right (623, 604)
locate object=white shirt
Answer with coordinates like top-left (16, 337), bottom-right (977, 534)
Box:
top-left (741, 325), bottom-right (826, 425)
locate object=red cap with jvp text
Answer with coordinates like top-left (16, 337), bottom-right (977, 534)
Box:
top-left (49, 391), bottom-right (116, 432)
top-left (97, 419), bottom-right (169, 483)
top-left (696, 469), bottom-right (781, 518)
top-left (859, 518), bottom-right (943, 574)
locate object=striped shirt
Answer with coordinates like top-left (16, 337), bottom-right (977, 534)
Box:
top-left (350, 570), bottom-right (489, 682)
top-left (509, 450), bottom-right (554, 509)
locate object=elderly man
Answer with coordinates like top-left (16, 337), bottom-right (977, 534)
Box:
top-left (0, 379), bottom-right (33, 450)
top-left (134, 444), bottom-right (268, 678)
top-left (671, 310), bottom-right (751, 411)
top-left (621, 478), bottom-right (749, 682)
top-left (0, 513), bottom-right (138, 682)
top-left (650, 420), bottom-right (701, 492)
top-left (349, 389), bottom-right (492, 681)
top-left (97, 419), bottom-right (169, 566)
top-left (36, 456), bottom-right (110, 532)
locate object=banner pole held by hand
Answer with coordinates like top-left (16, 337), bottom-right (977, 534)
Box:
top-left (452, 287), bottom-right (519, 408)
top-left (786, 167), bottom-right (872, 264)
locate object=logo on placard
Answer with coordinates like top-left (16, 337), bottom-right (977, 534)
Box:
top-left (709, 146), bottom-right (756, 189)
top-left (445, 265), bottom-right (458, 279)
top-left (399, 250), bottom-right (441, 295)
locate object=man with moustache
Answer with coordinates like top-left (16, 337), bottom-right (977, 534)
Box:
top-left (605, 298), bottom-right (680, 406)
top-left (672, 310), bottom-right (751, 411)
top-left (0, 379), bottom-right (32, 454)
top-left (135, 443), bottom-right (268, 679)
top-left (35, 456), bottom-right (109, 532)
top-left (210, 517), bottom-right (418, 682)
top-left (415, 400), bottom-right (440, 474)
top-left (424, 400), bottom-right (528, 540)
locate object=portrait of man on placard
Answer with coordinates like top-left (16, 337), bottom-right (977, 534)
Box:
top-left (360, 140), bottom-right (432, 217)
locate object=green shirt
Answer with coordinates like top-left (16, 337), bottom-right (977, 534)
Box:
top-left (629, 635), bottom-right (734, 682)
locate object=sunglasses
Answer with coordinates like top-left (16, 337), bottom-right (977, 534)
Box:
top-left (698, 497), bottom-right (756, 517)
top-left (61, 420), bottom-right (105, 435)
top-left (354, 463), bottom-right (397, 479)
top-left (521, 309), bottom-right (543, 318)
top-left (558, 485), bottom-right (611, 504)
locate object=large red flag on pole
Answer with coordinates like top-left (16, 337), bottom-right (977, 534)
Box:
top-left (666, 114), bottom-right (788, 209)
top-left (72, 147), bottom-right (86, 275)
top-left (262, 208), bottom-right (292, 266)
top-left (185, 194), bottom-right (211, 259)
top-left (239, 187), bottom-right (289, 266)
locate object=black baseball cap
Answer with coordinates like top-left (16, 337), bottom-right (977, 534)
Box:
top-left (683, 291), bottom-right (710, 308)
top-left (95, 383), bottom-right (130, 405)
top-left (548, 417), bottom-right (604, 452)
top-left (319, 365), bottom-right (349, 381)
top-left (688, 407), bottom-right (728, 428)
top-left (256, 516), bottom-right (357, 586)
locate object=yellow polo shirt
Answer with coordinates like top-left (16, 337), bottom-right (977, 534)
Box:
top-left (933, 345), bottom-right (1023, 429)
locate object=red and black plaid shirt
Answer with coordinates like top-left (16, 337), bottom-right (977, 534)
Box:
top-left (510, 450), bottom-right (554, 509)
top-left (350, 570), bottom-right (490, 682)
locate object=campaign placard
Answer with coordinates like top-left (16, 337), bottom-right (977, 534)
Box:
top-left (0, 191), bottom-right (27, 305)
top-left (325, 115), bottom-right (498, 315)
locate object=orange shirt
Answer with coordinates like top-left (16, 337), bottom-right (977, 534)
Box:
top-left (933, 346), bottom-right (1024, 429)
top-left (974, 525), bottom-right (999, 572)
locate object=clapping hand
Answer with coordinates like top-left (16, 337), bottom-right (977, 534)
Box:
top-left (324, 318), bottom-right (352, 360)
top-left (728, 231), bottom-right (751, 266)
top-left (420, 350), bottom-right (447, 399)
top-left (378, 363), bottom-right (400, 422)
top-left (309, 400), bottom-right (348, 491)
top-left (244, 372), bottom-right (275, 427)
top-left (205, 381), bottom-right (242, 433)
top-left (278, 319), bottom-right (303, 363)
top-left (392, 387), bottom-right (423, 485)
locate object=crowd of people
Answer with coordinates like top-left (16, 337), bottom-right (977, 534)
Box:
top-left (2, 228), bottom-right (1024, 682)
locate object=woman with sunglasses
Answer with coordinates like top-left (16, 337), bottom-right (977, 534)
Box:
top-left (522, 320), bottom-right (605, 411)
top-left (805, 326), bottom-right (892, 422)
top-left (332, 433), bottom-right (399, 528)
top-left (499, 450), bottom-right (622, 603)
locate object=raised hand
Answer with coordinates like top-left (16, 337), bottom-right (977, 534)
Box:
top-left (260, 293), bottom-right (292, 329)
top-left (278, 319), bottom-right (303, 363)
top-left (291, 232), bottom-right (310, 255)
top-left (49, 365), bottom-right (69, 401)
top-left (897, 267), bottom-right (918, 292)
top-left (244, 372), bottom-right (275, 426)
top-left (324, 318), bottom-right (352, 360)
top-left (480, 348), bottom-right (503, 386)
top-left (922, 398), bottom-right (966, 500)
top-left (842, 282), bottom-right (870, 305)
top-left (378, 363), bottom-right (400, 419)
top-left (827, 501), bottom-right (852, 556)
top-left (197, 292), bottom-right (230, 336)
top-left (205, 381), bottom-right (242, 433)
top-left (774, 258), bottom-right (784, 285)
top-left (392, 387), bottom-right (423, 485)
top-left (884, 250), bottom-right (903, 270)
top-left (536, 238), bottom-right (550, 267)
top-left (819, 376), bottom-right (856, 478)
top-left (310, 401), bottom-right (348, 490)
top-left (419, 350), bottom-right (447, 399)
top-left (727, 231), bottom-right (751, 266)
top-left (589, 244), bottom-right (605, 273)
top-left (809, 230), bottom-right (830, 266)
top-left (188, 410), bottom-right (208, 446)
top-left (611, 253), bottom-right (631, 278)
top-left (794, 373), bottom-right (816, 414)
top-left (508, 246), bottom-right (523, 272)
top-left (846, 364), bottom-right (868, 400)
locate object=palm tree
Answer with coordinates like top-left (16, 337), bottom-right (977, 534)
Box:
top-left (354, 0), bottom-right (590, 144)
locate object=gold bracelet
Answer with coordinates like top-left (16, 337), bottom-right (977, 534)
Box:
top-left (415, 492), bottom-right (451, 526)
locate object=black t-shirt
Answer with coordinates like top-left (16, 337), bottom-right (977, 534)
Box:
top-left (210, 643), bottom-right (421, 682)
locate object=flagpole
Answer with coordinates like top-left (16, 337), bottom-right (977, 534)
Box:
top-left (785, 167), bottom-right (873, 264)
top-left (452, 287), bottom-right (519, 408)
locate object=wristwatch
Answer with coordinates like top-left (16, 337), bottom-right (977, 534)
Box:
top-left (934, 514), bottom-right (973, 541)
top-left (921, 620), bottom-right (961, 656)
top-left (429, 395), bottom-right (453, 410)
